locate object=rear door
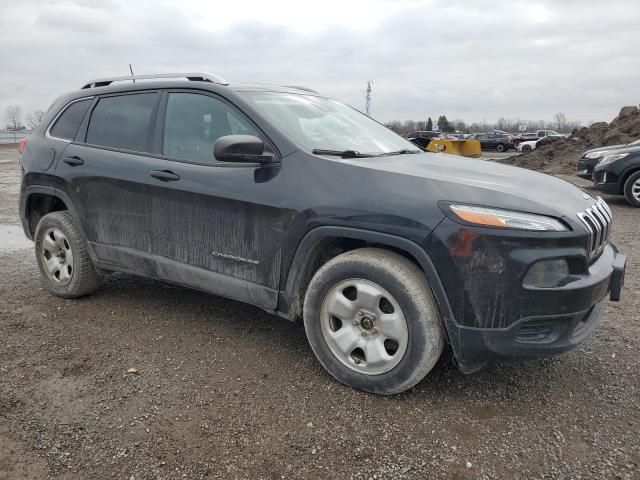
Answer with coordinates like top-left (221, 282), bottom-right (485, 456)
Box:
top-left (56, 90), bottom-right (162, 268)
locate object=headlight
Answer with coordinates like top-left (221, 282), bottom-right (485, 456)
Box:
top-left (584, 151), bottom-right (607, 160)
top-left (450, 205), bottom-right (568, 231)
top-left (597, 153), bottom-right (628, 167)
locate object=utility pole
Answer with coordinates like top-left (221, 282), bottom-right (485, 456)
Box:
top-left (365, 81), bottom-right (372, 116)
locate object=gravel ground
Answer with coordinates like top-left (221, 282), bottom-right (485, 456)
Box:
top-left (0, 144), bottom-right (638, 479)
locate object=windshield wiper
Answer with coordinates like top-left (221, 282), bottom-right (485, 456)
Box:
top-left (312, 149), bottom-right (374, 158)
top-left (374, 149), bottom-right (422, 157)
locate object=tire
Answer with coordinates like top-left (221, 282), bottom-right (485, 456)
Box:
top-left (303, 248), bottom-right (444, 395)
top-left (495, 143), bottom-right (506, 153)
top-left (522, 144), bottom-right (532, 152)
top-left (34, 211), bottom-right (101, 298)
top-left (623, 170), bottom-right (640, 207)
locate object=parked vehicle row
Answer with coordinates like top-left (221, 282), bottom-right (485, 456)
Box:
top-left (18, 72), bottom-right (626, 394)
top-left (577, 139), bottom-right (640, 207)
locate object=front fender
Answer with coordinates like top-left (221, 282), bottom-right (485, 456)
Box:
top-left (277, 226), bottom-right (457, 346)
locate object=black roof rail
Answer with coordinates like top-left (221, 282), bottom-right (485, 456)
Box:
top-left (81, 72), bottom-right (228, 89)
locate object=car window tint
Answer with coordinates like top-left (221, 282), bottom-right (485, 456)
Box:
top-left (49, 99), bottom-right (92, 141)
top-left (163, 93), bottom-right (258, 164)
top-left (86, 93), bottom-right (157, 152)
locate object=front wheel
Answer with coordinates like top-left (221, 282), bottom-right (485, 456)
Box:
top-left (303, 248), bottom-right (444, 395)
top-left (522, 144), bottom-right (532, 152)
top-left (623, 171), bottom-right (640, 207)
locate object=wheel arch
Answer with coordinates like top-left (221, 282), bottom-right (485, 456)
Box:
top-left (278, 227), bottom-right (456, 332)
top-left (21, 186), bottom-right (81, 240)
top-left (620, 165), bottom-right (640, 194)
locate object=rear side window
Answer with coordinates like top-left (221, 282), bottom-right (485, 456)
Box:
top-left (86, 93), bottom-right (157, 152)
top-left (49, 99), bottom-right (92, 141)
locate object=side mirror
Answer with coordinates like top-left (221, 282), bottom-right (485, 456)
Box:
top-left (213, 135), bottom-right (275, 163)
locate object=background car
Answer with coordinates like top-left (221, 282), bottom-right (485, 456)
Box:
top-left (472, 132), bottom-right (515, 152)
top-left (516, 138), bottom-right (541, 152)
top-left (577, 139), bottom-right (640, 179)
top-left (405, 130), bottom-right (441, 149)
top-left (592, 149), bottom-right (640, 207)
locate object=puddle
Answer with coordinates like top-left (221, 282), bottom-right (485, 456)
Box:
top-left (0, 225), bottom-right (33, 252)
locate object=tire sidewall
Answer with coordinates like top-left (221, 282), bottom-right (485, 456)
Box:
top-left (35, 213), bottom-right (84, 297)
top-left (304, 256), bottom-right (441, 394)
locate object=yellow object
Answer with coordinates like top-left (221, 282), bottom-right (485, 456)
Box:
top-left (426, 139), bottom-right (481, 158)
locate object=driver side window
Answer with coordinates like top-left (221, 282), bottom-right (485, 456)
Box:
top-left (163, 92), bottom-right (258, 164)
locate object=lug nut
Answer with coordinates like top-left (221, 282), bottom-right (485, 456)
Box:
top-left (353, 320), bottom-right (360, 326)
top-left (361, 331), bottom-right (368, 337)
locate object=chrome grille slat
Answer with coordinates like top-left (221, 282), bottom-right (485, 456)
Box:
top-left (577, 197), bottom-right (612, 261)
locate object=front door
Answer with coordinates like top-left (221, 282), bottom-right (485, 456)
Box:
top-left (144, 90), bottom-right (285, 307)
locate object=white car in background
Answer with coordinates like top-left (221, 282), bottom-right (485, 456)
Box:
top-left (517, 138), bottom-right (542, 152)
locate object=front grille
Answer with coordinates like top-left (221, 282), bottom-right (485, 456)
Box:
top-left (577, 197), bottom-right (612, 261)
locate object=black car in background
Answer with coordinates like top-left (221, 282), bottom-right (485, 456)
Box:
top-left (591, 148), bottom-right (640, 207)
top-left (472, 132), bottom-right (515, 152)
top-left (18, 72), bottom-right (626, 394)
top-left (405, 130), bottom-right (441, 149)
top-left (577, 139), bottom-right (640, 180)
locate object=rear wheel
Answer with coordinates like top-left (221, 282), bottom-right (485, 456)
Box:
top-left (303, 248), bottom-right (444, 395)
top-left (623, 170), bottom-right (640, 207)
top-left (496, 143), bottom-right (506, 152)
top-left (522, 144), bottom-right (532, 152)
top-left (34, 211), bottom-right (102, 298)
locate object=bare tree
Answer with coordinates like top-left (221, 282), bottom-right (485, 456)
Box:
top-left (554, 112), bottom-right (567, 132)
top-left (4, 105), bottom-right (23, 130)
top-left (25, 110), bottom-right (45, 130)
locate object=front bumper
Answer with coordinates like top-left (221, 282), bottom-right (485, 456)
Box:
top-left (423, 218), bottom-right (626, 372)
top-left (577, 157), bottom-right (598, 179)
top-left (593, 169), bottom-right (622, 194)
top-left (448, 245), bottom-right (625, 372)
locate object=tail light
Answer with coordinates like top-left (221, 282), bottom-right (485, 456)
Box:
top-left (18, 138), bottom-right (27, 154)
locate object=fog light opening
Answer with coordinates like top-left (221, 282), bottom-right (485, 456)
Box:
top-left (523, 259), bottom-right (570, 288)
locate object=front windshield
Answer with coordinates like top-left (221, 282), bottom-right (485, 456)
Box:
top-left (239, 92), bottom-right (418, 155)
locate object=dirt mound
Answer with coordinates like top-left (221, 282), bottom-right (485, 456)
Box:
top-left (499, 105), bottom-right (640, 174)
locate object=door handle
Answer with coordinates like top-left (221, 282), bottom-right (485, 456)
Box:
top-left (63, 156), bottom-right (84, 166)
top-left (150, 170), bottom-right (180, 182)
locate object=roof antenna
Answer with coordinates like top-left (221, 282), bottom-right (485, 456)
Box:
top-left (129, 64), bottom-right (135, 83)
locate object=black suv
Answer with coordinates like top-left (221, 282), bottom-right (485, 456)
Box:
top-left (19, 73), bottom-right (626, 394)
top-left (589, 147), bottom-right (640, 207)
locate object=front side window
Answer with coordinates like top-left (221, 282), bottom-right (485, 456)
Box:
top-left (238, 92), bottom-right (418, 156)
top-left (86, 93), bottom-right (158, 152)
top-left (49, 99), bottom-right (92, 141)
top-left (163, 93), bottom-right (258, 163)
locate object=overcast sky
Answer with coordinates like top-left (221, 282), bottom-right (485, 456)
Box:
top-left (1, 0), bottom-right (638, 127)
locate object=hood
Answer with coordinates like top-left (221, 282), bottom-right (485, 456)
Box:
top-left (345, 152), bottom-right (598, 223)
top-left (582, 142), bottom-right (640, 157)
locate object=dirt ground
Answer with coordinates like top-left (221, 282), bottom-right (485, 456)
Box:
top-left (1, 144), bottom-right (639, 480)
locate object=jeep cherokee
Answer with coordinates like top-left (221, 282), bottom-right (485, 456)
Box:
top-left (18, 73), bottom-right (627, 394)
